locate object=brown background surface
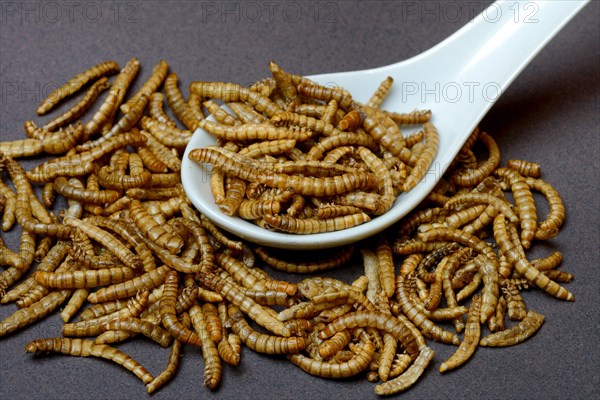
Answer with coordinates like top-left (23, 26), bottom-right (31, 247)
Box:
top-left (0, 1), bottom-right (598, 399)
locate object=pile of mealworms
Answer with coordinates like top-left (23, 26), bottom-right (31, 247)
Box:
top-left (0, 58), bottom-right (572, 396)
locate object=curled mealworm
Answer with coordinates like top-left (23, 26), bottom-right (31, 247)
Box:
top-left (439, 295), bottom-right (481, 372)
top-left (374, 346), bottom-right (434, 395)
top-left (480, 310), bottom-right (545, 347)
top-left (288, 340), bottom-right (375, 379)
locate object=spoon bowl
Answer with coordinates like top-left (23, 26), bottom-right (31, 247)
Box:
top-left (181, 0), bottom-right (589, 249)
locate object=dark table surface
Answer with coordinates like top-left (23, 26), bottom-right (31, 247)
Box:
top-left (1, 1), bottom-right (598, 399)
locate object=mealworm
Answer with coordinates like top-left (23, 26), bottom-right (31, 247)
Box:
top-left (358, 147), bottom-right (395, 215)
top-left (395, 274), bottom-right (460, 346)
top-left (140, 117), bottom-right (191, 150)
top-left (203, 99), bottom-right (241, 126)
top-left (102, 316), bottom-right (172, 347)
top-left (158, 271), bottom-right (201, 346)
top-left (228, 305), bottom-right (305, 355)
top-left (34, 265), bottom-right (135, 289)
top-left (374, 346), bottom-right (434, 395)
top-left (366, 76), bottom-right (393, 108)
top-left (507, 159), bottom-right (541, 178)
top-left (318, 329), bottom-right (352, 359)
top-left (41, 78), bottom-right (109, 132)
top-left (0, 290), bottom-right (70, 337)
top-left (189, 304), bottom-right (222, 390)
top-left (146, 313), bottom-right (187, 394)
top-left (268, 61), bottom-right (301, 106)
top-left (264, 213), bottom-right (370, 234)
top-left (0, 137), bottom-right (43, 158)
top-left (26, 337), bottom-right (154, 385)
top-left (0, 179), bottom-right (17, 231)
top-left (444, 191), bottom-right (519, 224)
top-left (450, 132), bottom-right (500, 187)
top-left (87, 265), bottom-right (170, 304)
top-left (288, 340), bottom-right (375, 379)
top-left (148, 92), bottom-right (176, 127)
top-left (36, 61), bottom-right (119, 115)
top-left (63, 217), bottom-right (142, 270)
top-left (122, 59), bottom-right (169, 113)
top-left (493, 215), bottom-right (573, 301)
top-left (386, 109), bottom-right (432, 125)
top-left (525, 177), bottom-right (565, 240)
top-left (530, 251), bottom-right (563, 272)
top-left (480, 310), bottom-right (545, 347)
top-left (199, 272), bottom-right (290, 337)
top-left (318, 310), bottom-right (420, 359)
top-left (271, 110), bottom-right (342, 137)
top-left (227, 101), bottom-right (267, 124)
top-left (297, 81), bottom-right (355, 111)
top-left (2, 154), bottom-right (71, 238)
top-left (503, 283), bottom-right (527, 321)
top-left (164, 73), bottom-right (200, 130)
top-left (307, 132), bottom-right (378, 160)
top-left (254, 245), bottom-right (354, 274)
top-left (128, 200), bottom-right (183, 254)
top-left (439, 294), bottom-right (481, 372)
top-left (191, 81), bottom-right (282, 117)
top-left (494, 167), bottom-right (537, 249)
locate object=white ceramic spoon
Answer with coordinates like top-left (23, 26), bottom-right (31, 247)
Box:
top-left (182, 0), bottom-right (589, 249)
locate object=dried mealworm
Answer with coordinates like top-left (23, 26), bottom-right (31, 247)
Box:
top-left (42, 77), bottom-right (109, 131)
top-left (102, 317), bottom-right (172, 347)
top-left (122, 59), bottom-right (169, 113)
top-left (264, 213), bottom-right (371, 234)
top-left (146, 313), bottom-right (187, 394)
top-left (507, 159), bottom-right (541, 178)
top-left (148, 92), bottom-right (176, 126)
top-left (87, 265), bottom-right (170, 303)
top-left (530, 251), bottom-right (563, 272)
top-left (64, 217), bottom-right (142, 269)
top-left (128, 200), bottom-right (184, 254)
top-left (288, 341), bottom-right (375, 379)
top-left (386, 109), bottom-right (432, 125)
top-left (36, 60), bottom-right (119, 115)
top-left (189, 304), bottom-right (222, 389)
top-left (493, 215), bottom-right (573, 301)
top-left (0, 290), bottom-right (70, 337)
top-left (160, 271), bottom-right (202, 346)
top-left (34, 266), bottom-right (135, 289)
top-left (450, 132), bottom-right (500, 187)
top-left (494, 167), bottom-right (537, 249)
top-left (26, 338), bottom-right (154, 384)
top-left (200, 272), bottom-right (290, 337)
top-left (366, 76), bottom-right (394, 108)
top-left (318, 310), bottom-right (420, 359)
top-left (395, 274), bottom-right (460, 346)
top-left (164, 73), bottom-right (200, 130)
top-left (0, 138), bottom-right (43, 158)
top-left (503, 283), bottom-right (527, 321)
top-left (374, 346), bottom-right (434, 396)
top-left (439, 294), bottom-right (481, 372)
top-left (228, 305), bottom-right (305, 355)
top-left (525, 177), bottom-right (565, 240)
top-left (254, 245), bottom-right (354, 274)
top-left (480, 310), bottom-right (545, 347)
top-left (191, 81), bottom-right (283, 118)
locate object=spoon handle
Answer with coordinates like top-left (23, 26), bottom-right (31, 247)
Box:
top-left (422, 0), bottom-right (590, 110)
